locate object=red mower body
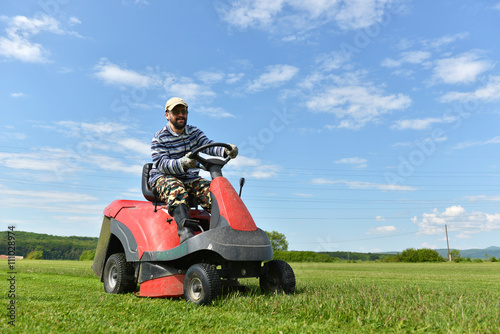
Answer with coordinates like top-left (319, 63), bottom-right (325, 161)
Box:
top-left (208, 177), bottom-right (256, 232)
top-left (103, 199), bottom-right (211, 259)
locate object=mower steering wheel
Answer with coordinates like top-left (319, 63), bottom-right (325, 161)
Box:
top-left (189, 142), bottom-right (232, 168)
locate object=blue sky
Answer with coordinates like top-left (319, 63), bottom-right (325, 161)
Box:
top-left (1, 0), bottom-right (500, 253)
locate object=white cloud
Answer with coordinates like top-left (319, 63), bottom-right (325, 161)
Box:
top-left (247, 64), bottom-right (299, 92)
top-left (94, 58), bottom-right (161, 88)
top-left (217, 0), bottom-right (398, 34)
top-left (226, 73), bottom-right (245, 84)
top-left (453, 135), bottom-right (500, 150)
top-left (217, 0), bottom-right (285, 29)
top-left (0, 35), bottom-right (48, 62)
top-left (68, 17), bottom-right (82, 25)
top-left (0, 14), bottom-right (79, 62)
top-left (294, 192), bottom-right (313, 198)
top-left (440, 76), bottom-right (500, 103)
top-left (367, 225), bottom-right (397, 234)
top-left (335, 157), bottom-right (367, 168)
top-left (412, 205), bottom-right (500, 236)
top-left (0, 130), bottom-right (27, 142)
top-left (10, 92), bottom-right (25, 98)
top-left (0, 150), bottom-right (70, 173)
top-left (52, 121), bottom-right (150, 158)
top-left (381, 50), bottom-right (431, 68)
top-left (247, 165), bottom-right (281, 178)
top-left (228, 155), bottom-right (260, 168)
top-left (0, 184), bottom-right (97, 203)
top-left (80, 121), bottom-right (129, 134)
top-left (226, 155), bottom-right (282, 179)
top-left (12, 121), bottom-right (151, 178)
top-left (0, 144), bottom-right (143, 178)
top-left (466, 195), bottom-right (500, 202)
top-left (423, 32), bottom-right (469, 49)
top-left (162, 71), bottom-right (243, 110)
top-left (442, 205), bottom-right (466, 217)
top-left (314, 51), bottom-right (351, 73)
top-left (195, 106), bottom-right (235, 119)
top-left (333, 0), bottom-right (394, 30)
top-left (432, 51), bottom-right (493, 85)
top-left (196, 71), bottom-right (225, 84)
top-left (335, 157), bottom-right (367, 164)
top-left (391, 116), bottom-right (455, 130)
top-left (163, 75), bottom-right (216, 103)
top-left (120, 138), bottom-right (150, 156)
top-left (3, 14), bottom-right (64, 35)
top-left (311, 178), bottom-right (417, 191)
top-left (307, 84), bottom-right (411, 129)
top-left (421, 242), bottom-right (437, 249)
top-left (0, 184), bottom-right (103, 217)
top-left (86, 154), bottom-right (143, 174)
top-left (51, 120), bottom-right (129, 137)
top-left (58, 67), bottom-right (74, 74)
top-left (160, 71), bottom-right (244, 114)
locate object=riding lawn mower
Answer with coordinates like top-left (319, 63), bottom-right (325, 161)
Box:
top-left (92, 143), bottom-right (296, 305)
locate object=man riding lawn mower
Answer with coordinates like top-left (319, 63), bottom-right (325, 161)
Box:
top-left (91, 98), bottom-right (295, 304)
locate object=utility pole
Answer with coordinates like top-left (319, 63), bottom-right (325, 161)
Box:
top-left (445, 224), bottom-right (451, 262)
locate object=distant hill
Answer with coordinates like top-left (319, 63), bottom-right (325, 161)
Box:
top-left (0, 231), bottom-right (98, 260)
top-left (381, 246), bottom-right (500, 259)
top-left (435, 246), bottom-right (500, 259)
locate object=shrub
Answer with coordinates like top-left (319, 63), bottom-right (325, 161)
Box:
top-left (450, 249), bottom-right (461, 261)
top-left (381, 255), bottom-right (401, 263)
top-left (273, 250), bottom-right (334, 263)
top-left (79, 250), bottom-right (95, 261)
top-left (383, 248), bottom-right (444, 263)
top-left (26, 250), bottom-right (44, 260)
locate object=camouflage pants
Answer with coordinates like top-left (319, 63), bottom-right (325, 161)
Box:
top-left (153, 175), bottom-right (212, 215)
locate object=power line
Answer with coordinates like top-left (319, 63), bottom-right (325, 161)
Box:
top-left (253, 214), bottom-right (500, 221)
top-left (248, 203), bottom-right (500, 210)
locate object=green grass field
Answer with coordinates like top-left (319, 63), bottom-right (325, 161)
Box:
top-left (1, 260), bottom-right (499, 333)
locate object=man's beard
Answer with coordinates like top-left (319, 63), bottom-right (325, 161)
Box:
top-left (171, 118), bottom-right (186, 130)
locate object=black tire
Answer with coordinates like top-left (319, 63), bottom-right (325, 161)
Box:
top-left (260, 260), bottom-right (296, 294)
top-left (103, 253), bottom-right (136, 294)
top-left (184, 263), bottom-right (221, 305)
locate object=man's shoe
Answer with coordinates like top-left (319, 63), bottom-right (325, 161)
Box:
top-left (173, 204), bottom-right (195, 243)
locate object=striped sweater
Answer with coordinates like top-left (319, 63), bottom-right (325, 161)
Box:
top-left (148, 123), bottom-right (224, 186)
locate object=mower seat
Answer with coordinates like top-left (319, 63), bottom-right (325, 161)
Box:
top-left (141, 163), bottom-right (198, 208)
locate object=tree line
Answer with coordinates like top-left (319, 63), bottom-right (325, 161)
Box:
top-left (0, 231), bottom-right (97, 260)
top-left (2, 231), bottom-right (495, 263)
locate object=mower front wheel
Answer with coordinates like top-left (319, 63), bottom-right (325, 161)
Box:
top-left (260, 260), bottom-right (296, 294)
top-left (184, 263), bottom-right (221, 305)
top-left (103, 253), bottom-right (136, 294)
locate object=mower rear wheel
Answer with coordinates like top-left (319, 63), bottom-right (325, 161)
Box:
top-left (103, 253), bottom-right (136, 294)
top-left (184, 263), bottom-right (221, 305)
top-left (260, 260), bottom-right (296, 294)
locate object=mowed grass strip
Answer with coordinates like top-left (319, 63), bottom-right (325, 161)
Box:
top-left (1, 260), bottom-right (499, 333)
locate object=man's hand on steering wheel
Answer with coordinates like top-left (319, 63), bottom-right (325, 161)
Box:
top-left (179, 152), bottom-right (197, 170)
top-left (224, 143), bottom-right (238, 159)
top-left (189, 142), bottom-right (235, 170)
